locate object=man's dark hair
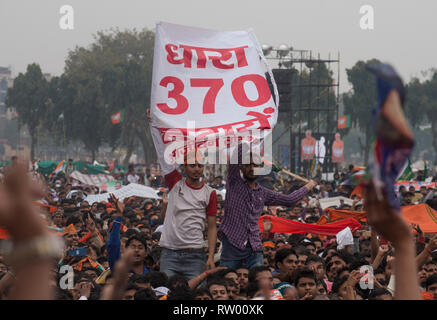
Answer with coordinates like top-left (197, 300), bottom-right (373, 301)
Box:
top-left (311, 237), bottom-right (322, 244)
top-left (368, 288), bottom-right (392, 300)
top-left (293, 268), bottom-right (317, 287)
top-left (245, 281), bottom-right (261, 299)
top-left (274, 248), bottom-right (297, 267)
top-left (194, 287), bottom-right (212, 299)
top-left (167, 286), bottom-right (195, 300)
top-left (216, 268), bottom-right (238, 278)
top-left (288, 234), bottom-right (305, 246)
top-left (123, 228), bottom-right (138, 238)
top-left (145, 271), bottom-right (168, 288)
top-left (168, 274), bottom-right (189, 290)
top-left (295, 246), bottom-right (310, 256)
top-left (335, 266), bottom-right (350, 279)
top-left (125, 234), bottom-right (148, 250)
top-left (424, 261), bottom-right (437, 267)
top-left (134, 288), bottom-right (157, 300)
top-left (125, 282), bottom-right (139, 293)
top-left (331, 276), bottom-right (348, 294)
top-left (130, 274), bottom-right (150, 285)
top-left (426, 274), bottom-right (437, 289)
top-left (348, 259), bottom-right (369, 272)
top-left (65, 215), bottom-right (81, 226)
top-left (338, 251), bottom-right (355, 265)
top-left (54, 287), bottom-right (73, 300)
top-left (248, 266), bottom-right (271, 283)
top-left (306, 254), bottom-right (325, 268)
top-left (207, 277), bottom-right (228, 291)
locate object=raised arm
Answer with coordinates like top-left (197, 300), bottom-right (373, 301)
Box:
top-left (264, 180), bottom-right (316, 207)
top-left (107, 194), bottom-right (124, 272)
top-left (226, 143), bottom-right (243, 184)
top-left (206, 190), bottom-right (218, 270)
top-left (364, 181), bottom-right (421, 300)
top-left (148, 108), bottom-right (177, 177)
top-left (0, 161), bottom-right (61, 300)
top-left (416, 235), bottom-right (437, 269)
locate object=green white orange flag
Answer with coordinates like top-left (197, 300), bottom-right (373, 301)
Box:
top-left (53, 160), bottom-right (64, 174)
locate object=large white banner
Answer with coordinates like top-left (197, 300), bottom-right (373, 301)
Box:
top-left (84, 183), bottom-right (161, 205)
top-left (150, 22), bottom-right (278, 174)
top-left (70, 171), bottom-right (115, 187)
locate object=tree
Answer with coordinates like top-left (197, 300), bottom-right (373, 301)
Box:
top-left (343, 59), bottom-right (380, 165)
top-left (406, 71), bottom-right (437, 164)
top-left (60, 28), bottom-right (156, 164)
top-left (5, 64), bottom-right (49, 159)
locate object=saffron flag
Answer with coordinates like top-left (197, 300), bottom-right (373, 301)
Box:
top-left (150, 22), bottom-right (279, 175)
top-left (258, 215), bottom-right (361, 236)
top-left (316, 205), bottom-right (437, 234)
top-left (401, 204), bottom-right (437, 234)
top-left (111, 110), bottom-right (124, 124)
top-left (367, 63), bottom-right (414, 212)
top-left (337, 115), bottom-right (350, 129)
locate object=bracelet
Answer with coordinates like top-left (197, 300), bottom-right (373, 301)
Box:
top-left (204, 271), bottom-right (209, 277)
top-left (3, 235), bottom-right (64, 269)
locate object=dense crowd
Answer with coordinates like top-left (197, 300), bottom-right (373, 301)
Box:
top-left (0, 154), bottom-right (436, 301)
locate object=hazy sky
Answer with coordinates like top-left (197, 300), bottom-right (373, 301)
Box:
top-left (1, 0), bottom-right (436, 93)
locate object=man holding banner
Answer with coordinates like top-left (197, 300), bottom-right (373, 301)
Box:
top-left (148, 22), bottom-right (285, 277)
top-left (218, 143), bottom-right (317, 270)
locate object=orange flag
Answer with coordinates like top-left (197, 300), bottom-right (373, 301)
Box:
top-left (63, 224), bottom-right (77, 235)
top-left (401, 204), bottom-right (437, 234)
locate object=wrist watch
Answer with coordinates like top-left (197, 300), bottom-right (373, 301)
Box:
top-left (3, 235), bottom-right (65, 269)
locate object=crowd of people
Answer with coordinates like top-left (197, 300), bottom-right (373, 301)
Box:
top-left (0, 152), bottom-right (436, 301)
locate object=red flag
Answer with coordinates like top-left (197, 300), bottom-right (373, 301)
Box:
top-left (110, 110), bottom-right (124, 124)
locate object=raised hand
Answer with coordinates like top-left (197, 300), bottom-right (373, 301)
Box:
top-left (109, 193), bottom-right (124, 216)
top-left (162, 192), bottom-right (168, 205)
top-left (304, 180), bottom-right (317, 191)
top-left (85, 216), bottom-right (96, 233)
top-left (378, 244), bottom-right (390, 256)
top-left (0, 160), bottom-right (48, 241)
top-left (427, 235), bottom-right (437, 252)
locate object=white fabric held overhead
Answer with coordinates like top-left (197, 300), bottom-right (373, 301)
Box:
top-left (84, 183), bottom-right (161, 205)
top-left (150, 21), bottom-right (279, 175)
top-left (336, 227), bottom-right (354, 250)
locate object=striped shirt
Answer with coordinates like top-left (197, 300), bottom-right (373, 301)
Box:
top-left (218, 162), bottom-right (308, 252)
